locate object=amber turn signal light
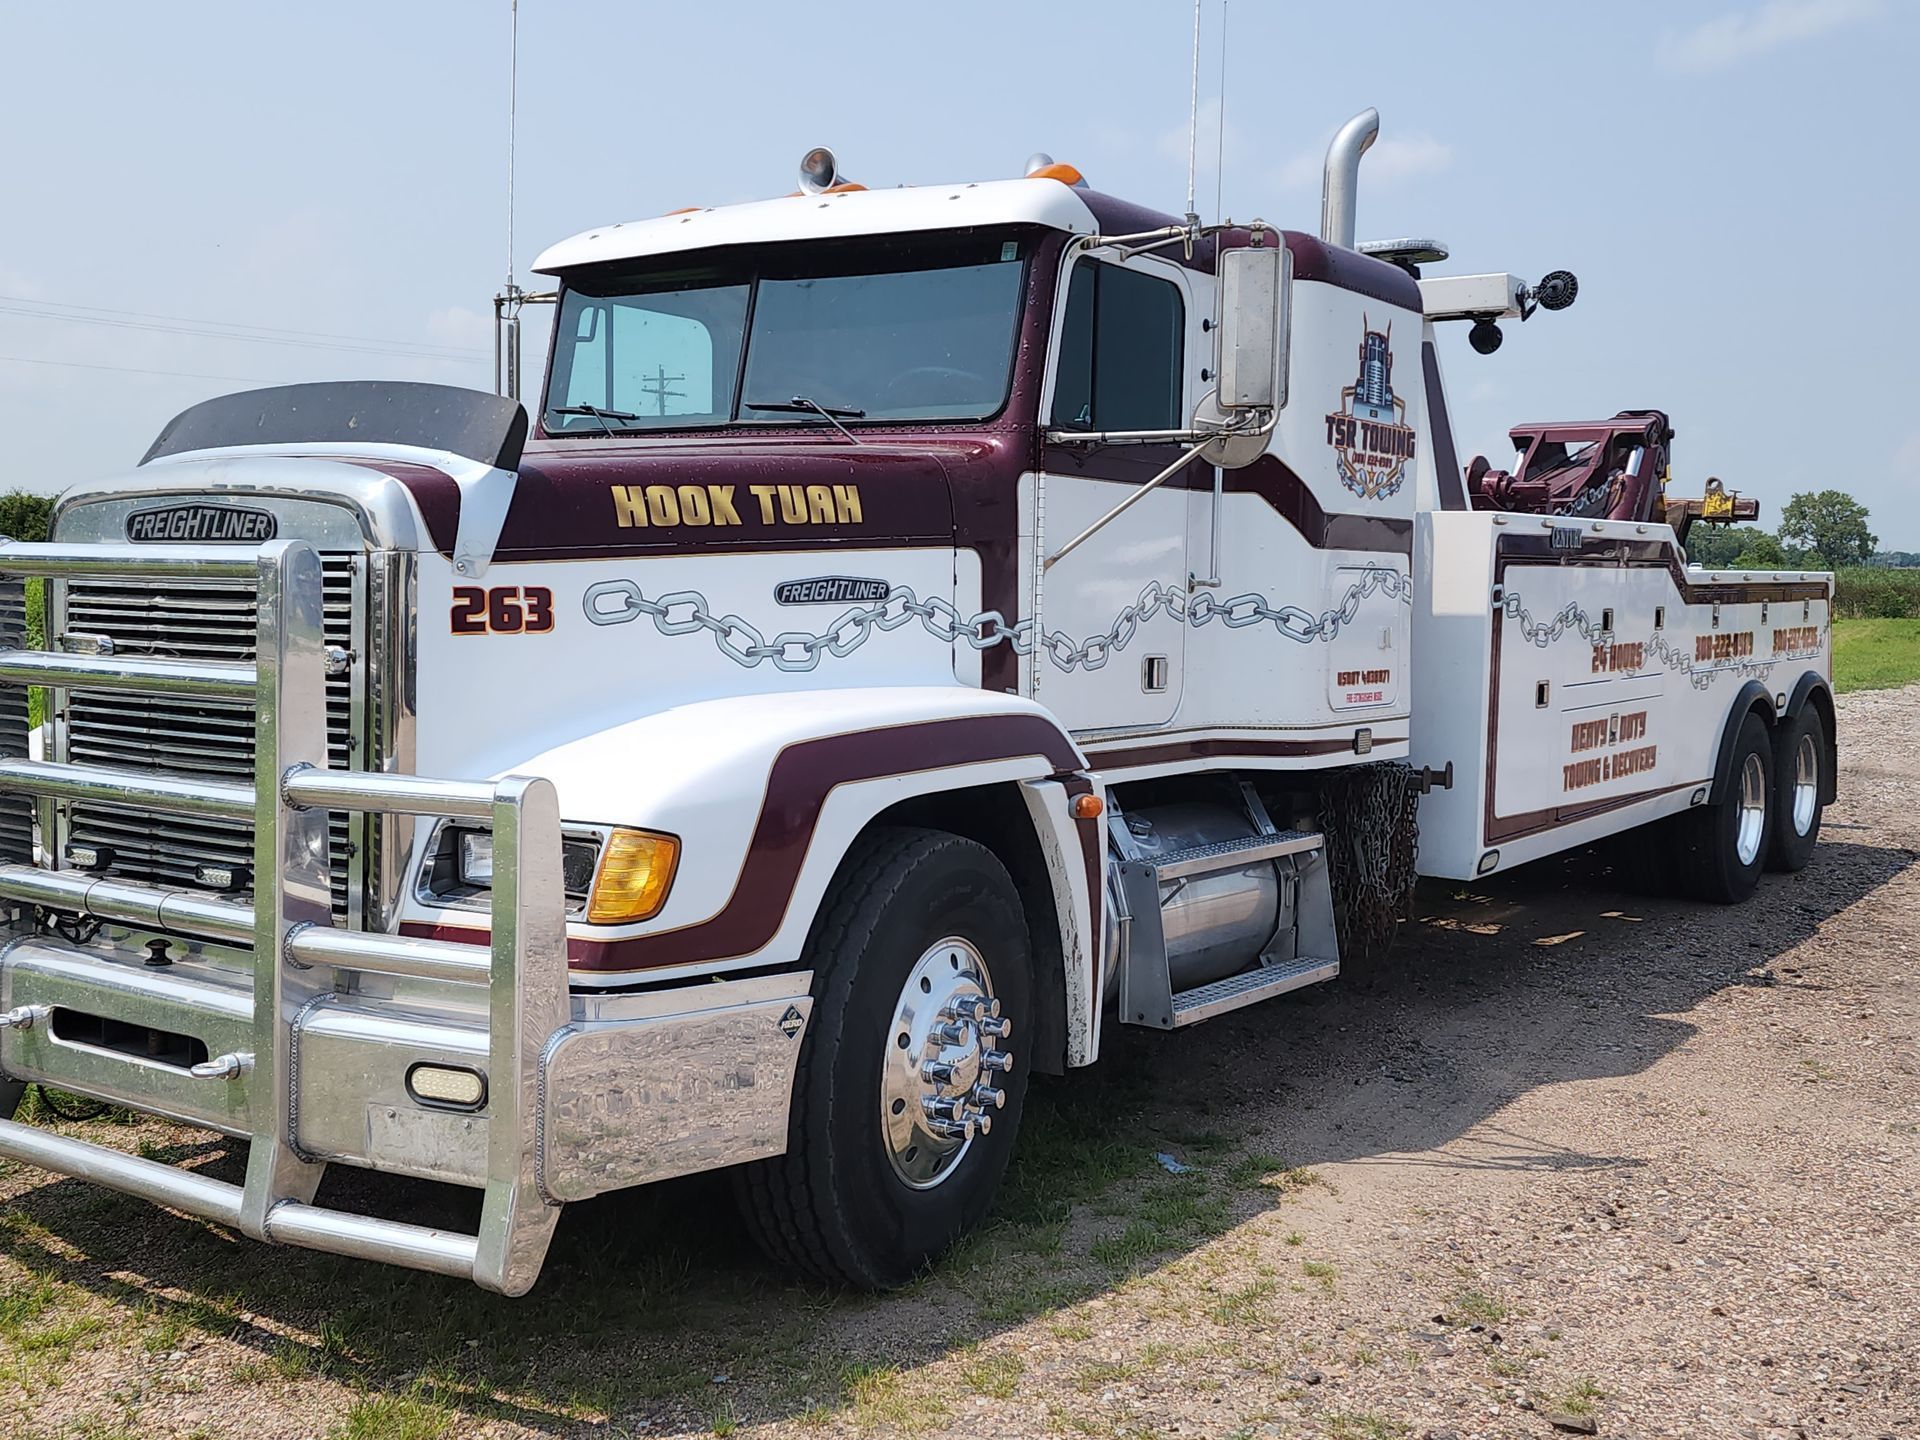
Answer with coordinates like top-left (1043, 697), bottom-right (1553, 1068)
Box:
top-left (586, 828), bottom-right (680, 923)
top-left (1071, 793), bottom-right (1105, 820)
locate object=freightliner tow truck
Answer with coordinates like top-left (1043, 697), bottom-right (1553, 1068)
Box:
top-left (0, 111), bottom-right (1834, 1292)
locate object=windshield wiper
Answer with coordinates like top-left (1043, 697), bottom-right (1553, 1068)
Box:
top-left (744, 395), bottom-right (864, 445)
top-left (548, 403), bottom-right (640, 437)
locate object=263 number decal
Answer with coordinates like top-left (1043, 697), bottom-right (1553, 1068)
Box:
top-left (451, 586), bottom-right (555, 636)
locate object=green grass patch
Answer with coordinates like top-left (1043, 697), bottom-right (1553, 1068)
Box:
top-left (327, 1389), bottom-right (457, 1440)
top-left (1448, 1288), bottom-right (1507, 1324)
top-left (1833, 618), bottom-right (1920, 693)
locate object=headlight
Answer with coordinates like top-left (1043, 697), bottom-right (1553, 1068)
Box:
top-left (457, 831), bottom-right (494, 887)
top-left (423, 825), bottom-right (608, 915)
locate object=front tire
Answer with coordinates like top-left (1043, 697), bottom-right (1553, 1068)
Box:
top-left (1673, 711), bottom-right (1774, 903)
top-left (734, 827), bottom-right (1033, 1289)
top-left (1768, 707), bottom-right (1827, 872)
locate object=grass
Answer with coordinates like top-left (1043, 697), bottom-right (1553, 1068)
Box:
top-left (327, 1390), bottom-right (458, 1440)
top-left (1448, 1288), bottom-right (1507, 1325)
top-left (1832, 618), bottom-right (1920, 693)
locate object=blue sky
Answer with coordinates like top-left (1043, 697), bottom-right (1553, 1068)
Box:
top-left (3, 0), bottom-right (1915, 546)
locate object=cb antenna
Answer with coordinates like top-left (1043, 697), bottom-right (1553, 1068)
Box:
top-left (1184, 0), bottom-right (1202, 234)
top-left (495, 0), bottom-right (524, 398)
top-left (506, 0), bottom-right (518, 297)
top-left (1214, 0), bottom-right (1228, 224)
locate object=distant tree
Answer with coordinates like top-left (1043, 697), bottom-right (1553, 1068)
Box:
top-left (0, 491), bottom-right (52, 544)
top-left (1732, 532), bottom-right (1788, 569)
top-left (1869, 550), bottom-right (1920, 568)
top-left (1686, 524), bottom-right (1769, 567)
top-left (1778, 490), bottom-right (1876, 568)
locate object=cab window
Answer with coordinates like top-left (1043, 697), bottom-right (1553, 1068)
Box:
top-left (1050, 261), bottom-right (1185, 432)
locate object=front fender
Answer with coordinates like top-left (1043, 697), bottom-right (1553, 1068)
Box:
top-left (413, 688), bottom-right (1085, 982)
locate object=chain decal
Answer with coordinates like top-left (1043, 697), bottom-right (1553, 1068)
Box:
top-left (1500, 591), bottom-right (1821, 692)
top-left (581, 567), bottom-right (1412, 674)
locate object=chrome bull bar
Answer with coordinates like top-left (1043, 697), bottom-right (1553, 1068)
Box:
top-left (0, 538), bottom-right (567, 1294)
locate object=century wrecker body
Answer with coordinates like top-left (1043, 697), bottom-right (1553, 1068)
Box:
top-left (0, 115), bottom-right (1834, 1291)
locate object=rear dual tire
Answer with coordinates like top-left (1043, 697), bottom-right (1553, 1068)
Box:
top-left (1672, 711), bottom-right (1774, 903)
top-left (1768, 706), bottom-right (1827, 873)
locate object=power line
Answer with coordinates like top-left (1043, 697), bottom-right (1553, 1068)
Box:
top-left (0, 352), bottom-right (297, 384)
top-left (0, 294), bottom-right (490, 362)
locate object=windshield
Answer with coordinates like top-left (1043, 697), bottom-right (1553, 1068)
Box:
top-left (543, 231), bottom-right (1030, 434)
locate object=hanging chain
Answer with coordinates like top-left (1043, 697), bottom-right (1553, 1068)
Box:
top-left (1318, 761), bottom-right (1421, 966)
top-left (582, 566), bottom-right (1411, 675)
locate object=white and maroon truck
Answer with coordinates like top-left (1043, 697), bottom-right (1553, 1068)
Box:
top-left (0, 112), bottom-right (1833, 1293)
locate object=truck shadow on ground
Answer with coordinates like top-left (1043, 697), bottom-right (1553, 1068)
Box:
top-left (0, 836), bottom-right (1910, 1436)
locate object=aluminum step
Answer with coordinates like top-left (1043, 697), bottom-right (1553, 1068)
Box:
top-left (1170, 956), bottom-right (1339, 1027)
top-left (1149, 829), bottom-right (1323, 881)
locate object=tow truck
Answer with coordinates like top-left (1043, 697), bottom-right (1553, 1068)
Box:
top-left (0, 111), bottom-right (1833, 1292)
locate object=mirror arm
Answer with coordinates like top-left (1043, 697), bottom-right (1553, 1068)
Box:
top-left (1042, 407), bottom-right (1275, 572)
top-left (1044, 427), bottom-right (1213, 447)
top-left (1044, 436), bottom-right (1214, 571)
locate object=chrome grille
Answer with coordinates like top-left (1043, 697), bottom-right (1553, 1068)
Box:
top-left (0, 580), bottom-right (29, 864)
top-left (59, 557), bottom-right (362, 918)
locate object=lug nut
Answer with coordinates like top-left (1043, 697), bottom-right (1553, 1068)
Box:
top-left (971, 1083), bottom-right (1006, 1110)
top-left (920, 1059), bottom-right (956, 1085)
top-left (929, 1021), bottom-right (969, 1047)
top-left (979, 1050), bottom-right (1014, 1074)
top-left (949, 994), bottom-right (1000, 1023)
top-left (973, 1111), bottom-right (992, 1137)
top-left (978, 1015), bottom-right (1012, 1040)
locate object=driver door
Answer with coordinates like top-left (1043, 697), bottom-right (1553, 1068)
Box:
top-left (1034, 251), bottom-right (1200, 734)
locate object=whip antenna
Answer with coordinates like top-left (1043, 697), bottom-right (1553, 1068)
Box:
top-left (506, 0), bottom-right (518, 294)
top-left (1214, 0), bottom-right (1228, 223)
top-left (1185, 0), bottom-right (1202, 229)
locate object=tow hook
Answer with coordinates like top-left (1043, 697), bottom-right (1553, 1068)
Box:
top-left (190, 1051), bottom-right (254, 1081)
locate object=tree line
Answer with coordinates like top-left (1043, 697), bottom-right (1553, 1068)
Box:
top-left (1684, 488), bottom-right (1905, 569)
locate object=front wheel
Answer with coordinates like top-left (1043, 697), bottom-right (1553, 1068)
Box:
top-left (1768, 707), bottom-right (1827, 872)
top-left (734, 827), bottom-right (1032, 1288)
top-left (1673, 711), bottom-right (1774, 903)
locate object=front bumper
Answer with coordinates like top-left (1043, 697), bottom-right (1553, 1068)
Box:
top-left (0, 932), bottom-right (809, 1291)
top-left (0, 536), bottom-right (807, 1295)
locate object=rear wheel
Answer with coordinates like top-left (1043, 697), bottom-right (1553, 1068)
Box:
top-left (734, 827), bottom-right (1032, 1288)
top-left (1768, 707), bottom-right (1827, 872)
top-left (1673, 711), bottom-right (1773, 903)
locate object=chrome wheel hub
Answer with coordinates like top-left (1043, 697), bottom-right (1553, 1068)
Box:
top-left (1736, 751), bottom-right (1767, 866)
top-left (880, 936), bottom-right (1013, 1190)
top-left (1792, 732), bottom-right (1819, 836)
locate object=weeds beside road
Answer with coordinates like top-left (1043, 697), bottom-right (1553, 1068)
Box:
top-left (2, 689), bottom-right (1917, 1440)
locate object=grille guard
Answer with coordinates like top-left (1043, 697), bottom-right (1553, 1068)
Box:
top-left (0, 539), bottom-right (567, 1295)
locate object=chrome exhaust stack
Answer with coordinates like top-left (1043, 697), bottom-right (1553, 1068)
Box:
top-left (1319, 108), bottom-right (1380, 250)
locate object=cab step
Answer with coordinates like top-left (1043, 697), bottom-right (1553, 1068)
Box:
top-left (1169, 956), bottom-right (1339, 1026)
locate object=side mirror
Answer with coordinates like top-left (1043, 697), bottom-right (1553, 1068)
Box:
top-left (1196, 243), bottom-right (1291, 468)
top-left (1216, 244), bottom-right (1290, 414)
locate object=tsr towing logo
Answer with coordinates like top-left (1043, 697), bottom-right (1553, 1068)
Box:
top-left (1324, 318), bottom-right (1417, 502)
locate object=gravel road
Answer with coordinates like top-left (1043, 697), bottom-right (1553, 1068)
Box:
top-left (2, 686), bottom-right (1914, 1440)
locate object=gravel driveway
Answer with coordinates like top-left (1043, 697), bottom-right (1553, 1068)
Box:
top-left (2, 686), bottom-right (1914, 1440)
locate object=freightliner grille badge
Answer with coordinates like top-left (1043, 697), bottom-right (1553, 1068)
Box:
top-left (125, 503), bottom-right (278, 544)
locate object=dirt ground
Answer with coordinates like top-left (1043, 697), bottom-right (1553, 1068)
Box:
top-left (1, 686), bottom-right (1915, 1440)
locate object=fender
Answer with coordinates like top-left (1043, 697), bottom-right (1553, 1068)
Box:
top-left (399, 687), bottom-right (1090, 985)
top-left (1783, 670), bottom-right (1840, 805)
top-left (1706, 680), bottom-right (1776, 805)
